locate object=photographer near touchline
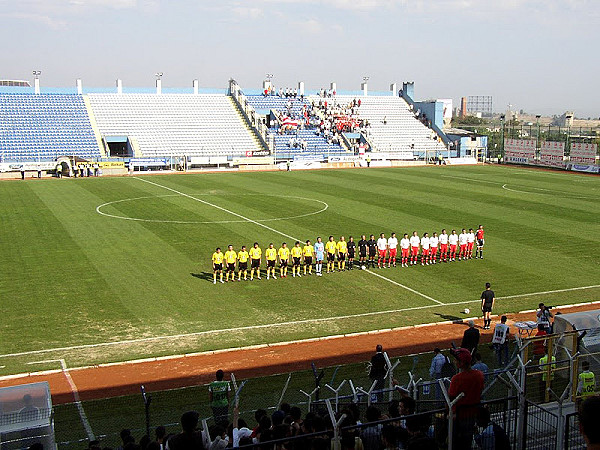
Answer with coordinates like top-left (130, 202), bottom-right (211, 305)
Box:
top-left (537, 303), bottom-right (554, 333)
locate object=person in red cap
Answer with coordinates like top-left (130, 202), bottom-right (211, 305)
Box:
top-left (448, 347), bottom-right (485, 448)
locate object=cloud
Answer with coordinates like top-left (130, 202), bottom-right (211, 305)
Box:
top-left (0, 12), bottom-right (67, 29)
top-left (231, 6), bottom-right (264, 19)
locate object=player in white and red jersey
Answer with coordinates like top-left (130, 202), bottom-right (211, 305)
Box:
top-left (409, 231), bottom-right (420, 265)
top-left (400, 233), bottom-right (410, 267)
top-left (458, 228), bottom-right (468, 260)
top-left (387, 232), bottom-right (398, 267)
top-left (467, 228), bottom-right (476, 259)
top-left (439, 229), bottom-right (449, 262)
top-left (475, 225), bottom-right (485, 259)
top-left (420, 233), bottom-right (430, 265)
top-left (429, 232), bottom-right (439, 264)
top-left (377, 233), bottom-right (388, 268)
top-left (448, 229), bottom-right (458, 262)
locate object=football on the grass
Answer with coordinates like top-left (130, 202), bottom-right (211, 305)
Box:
top-left (464, 308), bottom-right (470, 314)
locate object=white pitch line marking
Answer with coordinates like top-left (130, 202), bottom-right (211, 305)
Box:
top-left (134, 176), bottom-right (440, 303)
top-left (96, 193), bottom-right (329, 224)
top-left (501, 183), bottom-right (592, 199)
top-left (135, 177), bottom-right (299, 241)
top-left (27, 359), bottom-right (95, 441)
top-left (499, 284), bottom-right (600, 300)
top-left (365, 269), bottom-right (443, 304)
top-left (1, 285), bottom-right (598, 360)
top-left (441, 175), bottom-right (500, 185)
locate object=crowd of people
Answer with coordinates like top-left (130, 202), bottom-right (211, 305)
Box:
top-left (210, 226), bottom-right (485, 284)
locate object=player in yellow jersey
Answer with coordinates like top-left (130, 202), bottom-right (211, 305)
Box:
top-left (336, 236), bottom-right (348, 271)
top-left (237, 245), bottom-right (249, 281)
top-left (290, 241), bottom-right (303, 278)
top-left (325, 235), bottom-right (337, 273)
top-left (265, 243), bottom-right (277, 280)
top-left (224, 245), bottom-right (237, 282)
top-left (278, 242), bottom-right (290, 278)
top-left (249, 242), bottom-right (262, 280)
top-left (211, 247), bottom-right (224, 284)
top-left (303, 239), bottom-right (314, 275)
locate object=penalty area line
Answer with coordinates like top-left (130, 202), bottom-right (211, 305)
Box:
top-left (27, 359), bottom-right (95, 441)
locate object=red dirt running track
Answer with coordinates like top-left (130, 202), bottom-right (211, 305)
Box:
top-left (0, 304), bottom-right (597, 404)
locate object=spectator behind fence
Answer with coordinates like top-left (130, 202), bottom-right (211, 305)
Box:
top-left (472, 353), bottom-right (489, 376)
top-left (360, 406), bottom-right (382, 450)
top-left (474, 406), bottom-right (511, 450)
top-left (405, 414), bottom-right (437, 450)
top-left (208, 370), bottom-right (231, 425)
top-left (492, 316), bottom-right (510, 368)
top-left (579, 395), bottom-right (600, 449)
top-left (166, 411), bottom-right (204, 450)
top-left (461, 320), bottom-right (480, 354)
top-left (155, 425), bottom-right (166, 449)
top-left (448, 348), bottom-right (484, 449)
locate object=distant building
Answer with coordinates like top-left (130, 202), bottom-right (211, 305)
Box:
top-left (467, 96), bottom-right (493, 117)
top-left (445, 127), bottom-right (488, 159)
top-left (552, 111), bottom-right (575, 127)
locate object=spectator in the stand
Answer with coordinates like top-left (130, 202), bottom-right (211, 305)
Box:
top-left (360, 406), bottom-right (382, 450)
top-left (461, 320), bottom-right (480, 354)
top-left (381, 424), bottom-right (399, 450)
top-left (369, 344), bottom-right (387, 398)
top-left (448, 348), bottom-right (485, 449)
top-left (209, 370), bottom-right (231, 426)
top-left (579, 395), bottom-right (600, 449)
top-left (474, 406), bottom-right (511, 450)
top-left (405, 414), bottom-right (437, 450)
top-left (166, 411), bottom-right (204, 450)
top-left (155, 425), bottom-right (166, 449)
top-left (471, 353), bottom-right (489, 376)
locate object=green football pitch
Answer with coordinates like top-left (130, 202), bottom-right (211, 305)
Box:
top-left (0, 164), bottom-right (599, 375)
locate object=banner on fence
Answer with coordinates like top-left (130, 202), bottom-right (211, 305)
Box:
top-left (568, 164), bottom-right (599, 174)
top-left (539, 141), bottom-right (565, 168)
top-left (504, 139), bottom-right (536, 165)
top-left (570, 143), bottom-right (598, 164)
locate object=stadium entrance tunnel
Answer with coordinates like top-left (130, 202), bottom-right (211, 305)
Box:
top-left (104, 136), bottom-right (132, 157)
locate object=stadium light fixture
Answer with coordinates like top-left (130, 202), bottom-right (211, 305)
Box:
top-left (32, 70), bottom-right (41, 78)
top-left (266, 73), bottom-right (273, 81)
top-left (362, 76), bottom-right (369, 83)
top-left (155, 72), bottom-right (163, 79)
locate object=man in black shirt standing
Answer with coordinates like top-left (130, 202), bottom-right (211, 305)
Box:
top-left (367, 234), bottom-right (377, 269)
top-left (347, 236), bottom-right (356, 270)
top-left (481, 282), bottom-right (495, 330)
top-left (358, 235), bottom-right (368, 269)
top-left (369, 344), bottom-right (387, 400)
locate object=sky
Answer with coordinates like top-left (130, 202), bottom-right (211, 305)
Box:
top-left (1, 0), bottom-right (599, 117)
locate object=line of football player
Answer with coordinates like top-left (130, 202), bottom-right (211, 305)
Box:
top-left (210, 226), bottom-right (485, 283)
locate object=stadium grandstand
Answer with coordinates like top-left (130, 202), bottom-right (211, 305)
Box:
top-left (0, 78), bottom-right (463, 174)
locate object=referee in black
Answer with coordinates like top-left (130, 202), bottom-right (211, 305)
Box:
top-left (347, 236), bottom-right (356, 270)
top-left (358, 235), bottom-right (368, 269)
top-left (481, 282), bottom-right (495, 330)
top-left (367, 234), bottom-right (377, 269)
